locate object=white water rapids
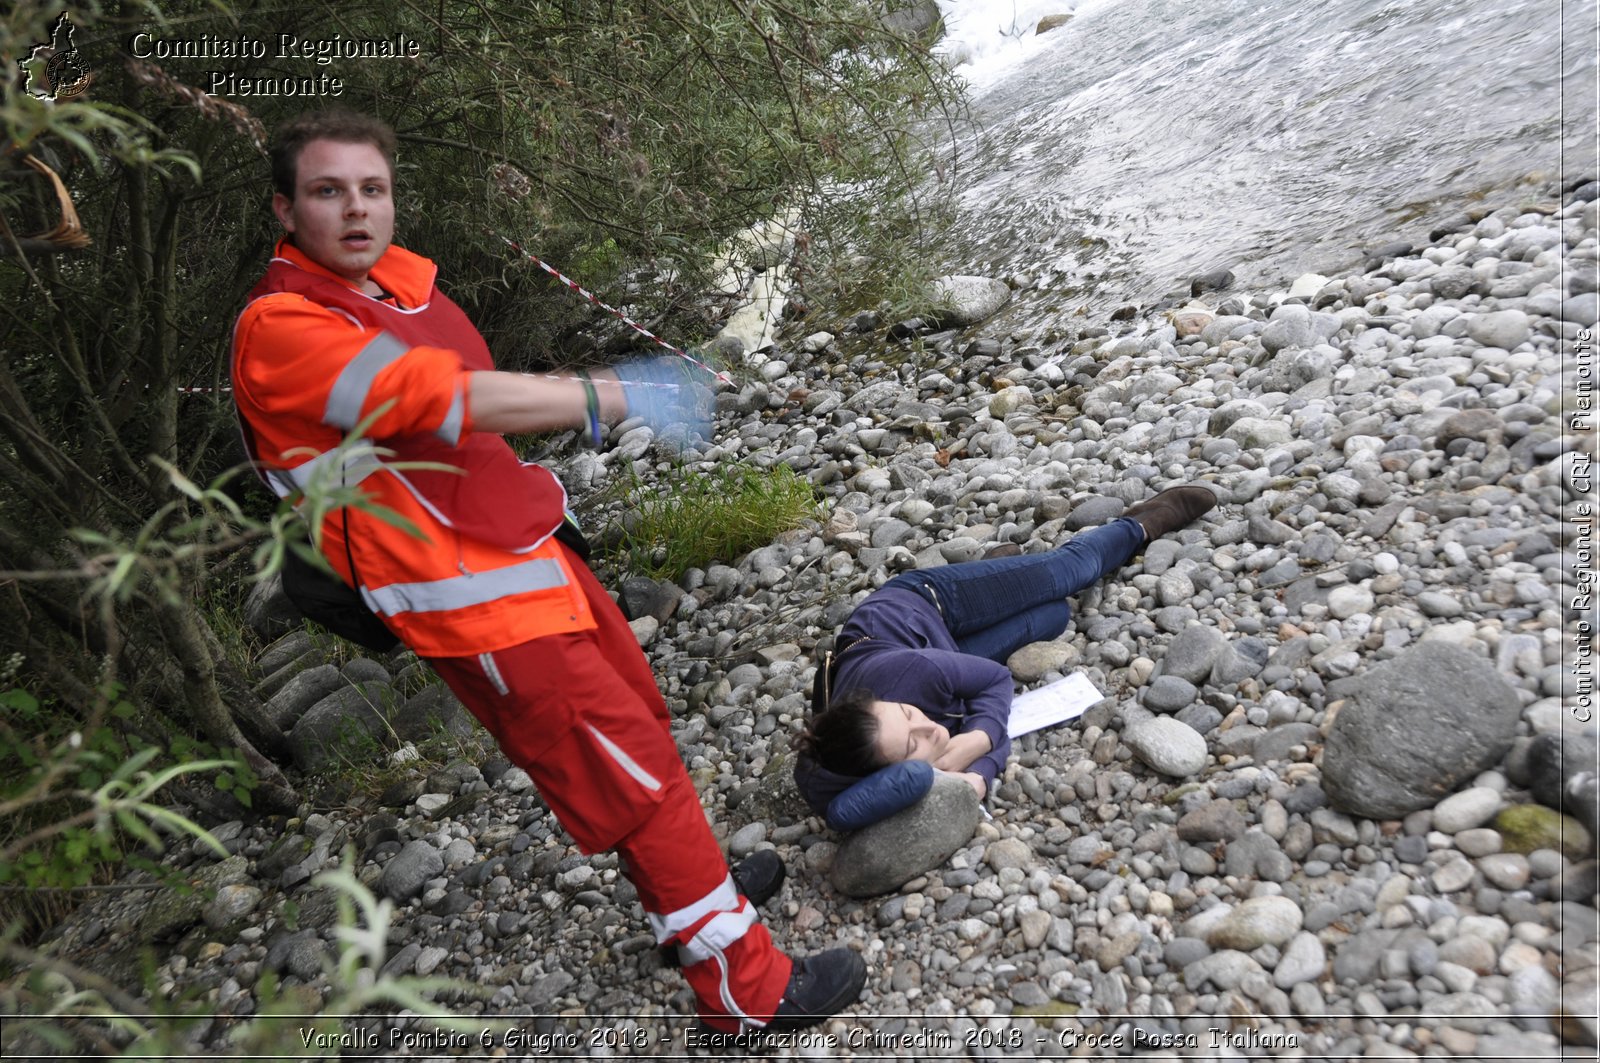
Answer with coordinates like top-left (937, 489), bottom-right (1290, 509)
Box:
top-left (926, 0), bottom-right (1598, 320)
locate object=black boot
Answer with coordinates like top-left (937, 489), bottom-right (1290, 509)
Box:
top-left (766, 947), bottom-right (868, 1031)
top-left (731, 849), bottom-right (785, 907)
top-left (693, 948), bottom-right (868, 1045)
top-left (1122, 485), bottom-right (1217, 542)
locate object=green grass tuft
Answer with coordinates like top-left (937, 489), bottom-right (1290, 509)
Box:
top-left (609, 462), bottom-right (820, 582)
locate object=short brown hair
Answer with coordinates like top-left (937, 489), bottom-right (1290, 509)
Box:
top-left (270, 109), bottom-right (397, 198)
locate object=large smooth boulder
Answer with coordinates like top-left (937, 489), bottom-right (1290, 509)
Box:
top-left (1322, 643), bottom-right (1519, 818)
top-left (1257, 347), bottom-right (1334, 394)
top-left (1206, 896), bottom-right (1303, 951)
top-left (928, 275), bottom-right (1011, 327)
top-left (289, 681), bottom-right (392, 772)
top-left (1260, 303), bottom-right (1340, 354)
top-left (392, 684), bottom-right (477, 744)
top-left (264, 664), bottom-right (344, 730)
top-left (829, 774), bottom-right (982, 897)
top-left (379, 840), bottom-right (445, 901)
top-left (1466, 309), bottom-right (1530, 350)
top-left (1223, 417), bottom-right (1293, 449)
top-left (1125, 717), bottom-right (1208, 777)
top-left (1162, 624), bottom-right (1229, 685)
top-left (619, 576), bottom-right (685, 624)
top-left (243, 571), bottom-right (303, 640)
top-left (1176, 801), bottom-right (1248, 842)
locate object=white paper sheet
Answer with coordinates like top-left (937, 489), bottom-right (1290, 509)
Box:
top-left (1007, 672), bottom-right (1104, 739)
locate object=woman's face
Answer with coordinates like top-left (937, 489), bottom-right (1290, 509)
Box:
top-left (870, 701), bottom-right (950, 765)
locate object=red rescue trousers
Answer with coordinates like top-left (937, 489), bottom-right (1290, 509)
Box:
top-left (428, 545), bottom-right (791, 1030)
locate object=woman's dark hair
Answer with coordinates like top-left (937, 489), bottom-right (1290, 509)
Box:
top-left (793, 688), bottom-right (885, 777)
top-left (270, 109), bottom-right (398, 199)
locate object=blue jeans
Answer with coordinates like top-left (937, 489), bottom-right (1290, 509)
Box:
top-left (882, 518), bottom-right (1145, 664)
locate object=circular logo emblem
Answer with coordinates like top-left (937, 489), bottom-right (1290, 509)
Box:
top-left (46, 50), bottom-right (92, 99)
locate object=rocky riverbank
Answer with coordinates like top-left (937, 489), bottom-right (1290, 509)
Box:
top-left (29, 181), bottom-right (1600, 1059)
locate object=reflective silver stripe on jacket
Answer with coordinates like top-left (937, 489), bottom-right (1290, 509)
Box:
top-left (264, 466), bottom-right (299, 500)
top-left (436, 382), bottom-right (465, 446)
top-left (324, 331), bottom-right (407, 429)
top-left (359, 555), bottom-right (567, 616)
top-left (261, 445), bottom-right (384, 500)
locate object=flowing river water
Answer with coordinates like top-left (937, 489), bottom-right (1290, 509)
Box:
top-left (927, 0), bottom-right (1597, 327)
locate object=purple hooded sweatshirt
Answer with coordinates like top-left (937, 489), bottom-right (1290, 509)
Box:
top-left (793, 585), bottom-right (1013, 812)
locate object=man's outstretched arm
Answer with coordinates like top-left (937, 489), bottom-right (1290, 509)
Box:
top-left (467, 368), bottom-right (626, 435)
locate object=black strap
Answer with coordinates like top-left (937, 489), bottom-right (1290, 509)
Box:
top-left (275, 464), bottom-right (400, 654)
top-left (342, 496), bottom-right (362, 604)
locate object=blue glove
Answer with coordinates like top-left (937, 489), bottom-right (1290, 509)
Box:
top-left (826, 760), bottom-right (935, 832)
top-left (611, 356), bottom-right (713, 446)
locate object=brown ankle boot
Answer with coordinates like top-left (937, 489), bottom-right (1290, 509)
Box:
top-left (1123, 486), bottom-right (1218, 542)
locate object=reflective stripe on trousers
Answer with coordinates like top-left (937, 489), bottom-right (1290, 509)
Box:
top-left (644, 875), bottom-right (763, 1023)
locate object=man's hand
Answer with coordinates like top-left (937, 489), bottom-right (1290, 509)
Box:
top-left (612, 356), bottom-right (713, 446)
top-left (955, 771), bottom-right (987, 798)
top-left (934, 730), bottom-right (992, 774)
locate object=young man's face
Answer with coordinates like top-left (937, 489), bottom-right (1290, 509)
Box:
top-left (272, 138), bottom-right (394, 290)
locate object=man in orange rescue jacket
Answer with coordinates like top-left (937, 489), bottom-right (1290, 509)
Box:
top-left (231, 109), bottom-right (865, 1036)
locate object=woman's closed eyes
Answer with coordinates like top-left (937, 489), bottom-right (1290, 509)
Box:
top-left (870, 700), bottom-right (950, 766)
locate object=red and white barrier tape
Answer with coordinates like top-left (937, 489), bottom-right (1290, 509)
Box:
top-left (495, 234), bottom-right (733, 385)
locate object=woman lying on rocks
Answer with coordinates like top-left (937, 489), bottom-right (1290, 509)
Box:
top-left (794, 485), bottom-right (1217, 829)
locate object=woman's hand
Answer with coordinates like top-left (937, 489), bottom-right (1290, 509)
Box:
top-left (956, 771), bottom-right (987, 798)
top-left (934, 730), bottom-right (992, 773)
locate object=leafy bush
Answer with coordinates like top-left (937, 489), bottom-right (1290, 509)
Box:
top-left (0, 680), bottom-right (242, 955)
top-left (609, 461), bottom-right (820, 580)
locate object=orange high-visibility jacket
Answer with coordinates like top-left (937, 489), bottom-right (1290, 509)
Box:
top-left (232, 240), bottom-right (596, 656)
